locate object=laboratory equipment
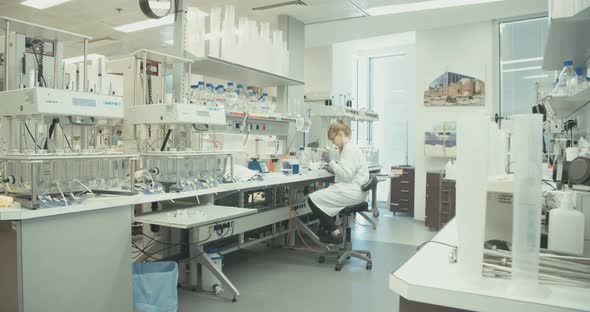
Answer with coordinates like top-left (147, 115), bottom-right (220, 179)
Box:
top-left (574, 191), bottom-right (590, 240)
top-left (568, 156), bottom-right (590, 190)
top-left (510, 114), bottom-right (544, 289)
top-left (0, 17), bottom-right (135, 208)
top-left (215, 84), bottom-right (226, 109)
top-left (141, 152), bottom-right (233, 192)
top-left (548, 191), bottom-right (585, 255)
top-left (247, 158), bottom-right (269, 173)
top-left (455, 111), bottom-right (489, 279)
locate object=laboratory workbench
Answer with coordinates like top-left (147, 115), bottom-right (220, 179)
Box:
top-left (390, 219), bottom-right (590, 312)
top-left (0, 170), bottom-right (335, 221)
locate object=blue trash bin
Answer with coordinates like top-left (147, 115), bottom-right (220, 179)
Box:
top-left (132, 261), bottom-right (178, 312)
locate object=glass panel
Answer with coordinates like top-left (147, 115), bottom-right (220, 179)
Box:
top-left (500, 17), bottom-right (555, 117)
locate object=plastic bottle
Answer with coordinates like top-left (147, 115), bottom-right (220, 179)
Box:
top-left (197, 81), bottom-right (206, 105)
top-left (259, 93), bottom-right (271, 115)
top-left (575, 68), bottom-right (587, 93)
top-left (236, 84), bottom-right (245, 112)
top-left (225, 82), bottom-right (237, 111)
top-left (215, 85), bottom-right (226, 109)
top-left (555, 61), bottom-right (577, 96)
top-left (246, 86), bottom-right (257, 114)
top-left (296, 146), bottom-right (307, 170)
top-left (548, 192), bottom-right (585, 255)
top-left (206, 84), bottom-right (216, 107)
top-left (189, 84), bottom-right (198, 104)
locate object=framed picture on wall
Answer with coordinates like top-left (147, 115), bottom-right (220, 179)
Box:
top-left (424, 71), bottom-right (485, 107)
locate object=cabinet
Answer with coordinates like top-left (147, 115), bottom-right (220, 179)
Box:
top-left (390, 166), bottom-right (415, 216)
top-left (425, 171), bottom-right (456, 231)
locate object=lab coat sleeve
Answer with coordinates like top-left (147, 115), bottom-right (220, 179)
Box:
top-left (329, 147), bottom-right (359, 183)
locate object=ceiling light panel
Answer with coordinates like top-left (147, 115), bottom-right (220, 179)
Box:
top-left (113, 15), bottom-right (174, 33)
top-left (366, 0), bottom-right (503, 16)
top-left (21, 0), bottom-right (71, 10)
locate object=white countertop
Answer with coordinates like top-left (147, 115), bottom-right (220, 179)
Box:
top-left (134, 204), bottom-right (257, 229)
top-left (390, 219), bottom-right (590, 312)
top-left (0, 170), bottom-right (334, 221)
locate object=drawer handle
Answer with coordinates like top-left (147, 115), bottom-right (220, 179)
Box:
top-left (401, 190), bottom-right (409, 193)
top-left (401, 181), bottom-right (410, 184)
top-left (391, 203), bottom-right (399, 206)
top-left (400, 199), bottom-right (409, 202)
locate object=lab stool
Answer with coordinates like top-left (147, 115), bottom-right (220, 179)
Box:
top-left (318, 202), bottom-right (373, 271)
top-left (318, 174), bottom-right (378, 271)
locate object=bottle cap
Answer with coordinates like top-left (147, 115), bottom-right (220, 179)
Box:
top-left (198, 81), bottom-right (205, 85)
top-left (564, 60), bottom-right (574, 66)
top-left (190, 85), bottom-right (198, 89)
top-left (263, 93), bottom-right (268, 96)
top-left (227, 82), bottom-right (234, 86)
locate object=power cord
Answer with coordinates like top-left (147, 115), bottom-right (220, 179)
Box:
top-left (416, 240), bottom-right (457, 251)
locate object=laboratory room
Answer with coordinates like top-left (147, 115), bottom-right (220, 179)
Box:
top-left (0, 0), bottom-right (589, 311)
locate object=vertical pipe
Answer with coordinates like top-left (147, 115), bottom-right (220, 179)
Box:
top-left (83, 38), bottom-right (88, 92)
top-left (455, 111), bottom-right (489, 279)
top-left (161, 62), bottom-right (166, 103)
top-left (187, 62), bottom-right (192, 101)
top-left (9, 117), bottom-right (20, 153)
top-left (511, 114), bottom-right (543, 284)
top-left (143, 52), bottom-right (147, 105)
top-left (184, 124), bottom-right (192, 150)
top-left (4, 20), bottom-right (10, 91)
top-left (81, 126), bottom-right (88, 152)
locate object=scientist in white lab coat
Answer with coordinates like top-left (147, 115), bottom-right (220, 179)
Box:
top-left (308, 121), bottom-right (369, 243)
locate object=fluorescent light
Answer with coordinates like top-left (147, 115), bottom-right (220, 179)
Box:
top-left (21, 0), bottom-right (71, 9)
top-left (502, 66), bottom-right (542, 73)
top-left (63, 54), bottom-right (105, 64)
top-left (501, 57), bottom-right (543, 65)
top-left (366, 0), bottom-right (503, 16)
top-left (522, 74), bottom-right (549, 80)
top-left (114, 15), bottom-right (174, 33)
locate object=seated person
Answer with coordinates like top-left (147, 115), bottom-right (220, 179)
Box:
top-left (308, 121), bottom-right (369, 244)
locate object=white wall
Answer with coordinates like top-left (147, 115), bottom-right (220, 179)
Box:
top-left (413, 21), bottom-right (496, 221)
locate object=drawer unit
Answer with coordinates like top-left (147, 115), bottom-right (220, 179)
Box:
top-left (390, 166), bottom-right (415, 216)
top-left (425, 171), bottom-right (456, 231)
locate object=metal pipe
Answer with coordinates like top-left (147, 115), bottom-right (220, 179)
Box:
top-left (83, 38), bottom-right (88, 92)
top-left (4, 20), bottom-right (10, 91)
top-left (81, 126), bottom-right (88, 152)
top-left (143, 52), bottom-right (147, 105)
top-left (10, 117), bottom-right (19, 153)
top-left (161, 62), bottom-right (166, 103)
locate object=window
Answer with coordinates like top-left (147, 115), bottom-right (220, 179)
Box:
top-left (500, 17), bottom-right (554, 117)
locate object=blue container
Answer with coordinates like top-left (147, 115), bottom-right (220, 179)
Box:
top-left (292, 164), bottom-right (300, 175)
top-left (132, 261), bottom-right (178, 312)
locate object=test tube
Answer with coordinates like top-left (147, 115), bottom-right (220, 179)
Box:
top-left (511, 114), bottom-right (543, 284)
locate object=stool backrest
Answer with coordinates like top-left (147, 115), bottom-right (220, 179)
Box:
top-left (361, 174), bottom-right (378, 192)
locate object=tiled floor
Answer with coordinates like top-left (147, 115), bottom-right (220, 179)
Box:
top-left (178, 208), bottom-right (435, 312)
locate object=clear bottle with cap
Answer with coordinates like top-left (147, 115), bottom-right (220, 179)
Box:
top-left (225, 82), bottom-right (238, 111)
top-left (236, 84), bottom-right (245, 112)
top-left (215, 85), bottom-right (226, 109)
top-left (575, 67), bottom-right (587, 93)
top-left (554, 60), bottom-right (577, 96)
top-left (247, 86), bottom-right (258, 114)
top-left (189, 84), bottom-right (198, 104)
top-left (259, 93), bottom-right (271, 115)
top-left (197, 81), bottom-right (207, 105)
top-left (296, 146), bottom-right (307, 170)
top-left (206, 84), bottom-right (216, 107)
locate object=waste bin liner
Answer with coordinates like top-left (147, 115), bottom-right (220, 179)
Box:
top-left (132, 261), bottom-right (178, 312)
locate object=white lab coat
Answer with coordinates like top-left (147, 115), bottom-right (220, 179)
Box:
top-left (309, 140), bottom-right (370, 217)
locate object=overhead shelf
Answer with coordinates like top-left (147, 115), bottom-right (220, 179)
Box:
top-left (191, 56), bottom-right (304, 87)
top-left (550, 88), bottom-right (590, 118)
top-left (225, 111), bottom-right (296, 123)
top-left (542, 6), bottom-right (590, 70)
top-left (310, 105), bottom-right (379, 122)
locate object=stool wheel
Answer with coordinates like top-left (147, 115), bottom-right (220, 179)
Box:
top-left (335, 264), bottom-right (342, 271)
top-left (318, 256), bottom-right (325, 264)
top-left (373, 211), bottom-right (380, 218)
top-left (232, 297), bottom-right (238, 303)
top-left (366, 262), bottom-right (373, 270)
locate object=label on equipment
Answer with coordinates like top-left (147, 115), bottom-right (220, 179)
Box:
top-left (72, 98), bottom-right (96, 107)
top-left (104, 101), bottom-right (122, 107)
